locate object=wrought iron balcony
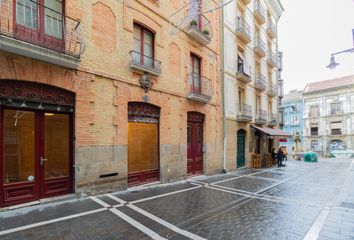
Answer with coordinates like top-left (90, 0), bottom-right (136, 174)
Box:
top-left (267, 20), bottom-right (276, 38)
top-left (254, 36), bottom-right (266, 57)
top-left (236, 62), bottom-right (252, 83)
top-left (253, 0), bottom-right (265, 24)
top-left (236, 16), bottom-right (251, 44)
top-left (187, 14), bottom-right (212, 45)
top-left (237, 103), bottom-right (252, 122)
top-left (255, 109), bottom-right (267, 125)
top-left (254, 73), bottom-right (266, 91)
top-left (187, 73), bottom-right (213, 103)
top-left (267, 51), bottom-right (277, 68)
top-left (267, 82), bottom-right (278, 97)
top-left (129, 51), bottom-right (161, 76)
top-left (268, 113), bottom-right (278, 126)
top-left (0, 0), bottom-right (84, 69)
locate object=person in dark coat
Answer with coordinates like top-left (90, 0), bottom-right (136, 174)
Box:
top-left (271, 148), bottom-right (277, 165)
top-left (277, 147), bottom-right (284, 167)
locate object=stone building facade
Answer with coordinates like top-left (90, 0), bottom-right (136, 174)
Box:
top-left (303, 75), bottom-right (354, 156)
top-left (281, 90), bottom-right (304, 153)
top-left (0, 0), bottom-right (222, 207)
top-left (223, 0), bottom-right (284, 169)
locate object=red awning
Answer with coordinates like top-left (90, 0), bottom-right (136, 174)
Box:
top-left (251, 125), bottom-right (291, 137)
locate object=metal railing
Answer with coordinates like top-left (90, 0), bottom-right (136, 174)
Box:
top-left (254, 73), bottom-right (266, 90)
top-left (267, 20), bottom-right (276, 36)
top-left (236, 16), bottom-right (251, 39)
top-left (237, 61), bottom-right (251, 78)
top-left (187, 72), bottom-right (213, 98)
top-left (188, 14), bottom-right (213, 38)
top-left (130, 50), bottom-right (162, 73)
top-left (256, 109), bottom-right (267, 124)
top-left (268, 50), bottom-right (277, 66)
top-left (0, 0), bottom-right (85, 57)
top-left (269, 113), bottom-right (278, 125)
top-left (254, 35), bottom-right (266, 55)
top-left (267, 82), bottom-right (278, 96)
top-left (237, 103), bottom-right (252, 120)
top-left (254, 0), bottom-right (265, 22)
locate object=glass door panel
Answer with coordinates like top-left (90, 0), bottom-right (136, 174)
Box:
top-left (44, 113), bottom-right (69, 179)
top-left (44, 0), bottom-right (63, 39)
top-left (3, 110), bottom-right (35, 184)
top-left (16, 0), bottom-right (38, 29)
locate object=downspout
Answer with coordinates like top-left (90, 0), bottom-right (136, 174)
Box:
top-left (221, 3), bottom-right (226, 173)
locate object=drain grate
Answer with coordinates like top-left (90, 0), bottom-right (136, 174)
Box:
top-left (339, 202), bottom-right (354, 209)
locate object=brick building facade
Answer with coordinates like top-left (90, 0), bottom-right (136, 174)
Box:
top-left (0, 0), bottom-right (223, 207)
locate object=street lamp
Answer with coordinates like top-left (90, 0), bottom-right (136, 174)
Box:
top-left (326, 48), bottom-right (354, 69)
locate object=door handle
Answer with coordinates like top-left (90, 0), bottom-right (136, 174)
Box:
top-left (40, 157), bottom-right (48, 166)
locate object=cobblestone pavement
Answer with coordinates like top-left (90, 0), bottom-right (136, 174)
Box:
top-left (1, 158), bottom-right (353, 240)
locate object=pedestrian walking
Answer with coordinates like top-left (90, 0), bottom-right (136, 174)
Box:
top-left (277, 147), bottom-right (284, 167)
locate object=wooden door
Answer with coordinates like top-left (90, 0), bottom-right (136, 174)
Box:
top-left (128, 102), bottom-right (160, 186)
top-left (187, 112), bottom-right (204, 175)
top-left (1, 109), bottom-right (72, 207)
top-left (237, 129), bottom-right (246, 167)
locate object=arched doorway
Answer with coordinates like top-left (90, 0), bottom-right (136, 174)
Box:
top-left (0, 80), bottom-right (74, 207)
top-left (237, 129), bottom-right (246, 167)
top-left (128, 102), bottom-right (160, 185)
top-left (187, 112), bottom-right (204, 175)
top-left (329, 139), bottom-right (345, 151)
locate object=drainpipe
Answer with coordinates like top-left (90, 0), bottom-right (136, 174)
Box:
top-left (221, 3), bottom-right (227, 173)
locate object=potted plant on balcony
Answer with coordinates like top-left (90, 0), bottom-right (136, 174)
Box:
top-left (190, 20), bottom-right (197, 28)
top-left (202, 29), bottom-right (210, 36)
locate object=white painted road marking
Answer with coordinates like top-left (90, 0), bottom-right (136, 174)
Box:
top-left (0, 208), bottom-right (107, 236)
top-left (303, 209), bottom-right (330, 240)
top-left (105, 193), bottom-right (127, 204)
top-left (109, 208), bottom-right (167, 240)
top-left (90, 196), bottom-right (111, 208)
top-left (130, 185), bottom-right (201, 204)
top-left (128, 204), bottom-right (207, 240)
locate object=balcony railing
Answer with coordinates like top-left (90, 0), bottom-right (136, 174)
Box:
top-left (254, 73), bottom-right (266, 91)
top-left (255, 109), bottom-right (267, 125)
top-left (267, 20), bottom-right (276, 38)
top-left (187, 73), bottom-right (213, 103)
top-left (267, 51), bottom-right (277, 68)
top-left (129, 50), bottom-right (161, 76)
top-left (254, 35), bottom-right (266, 57)
top-left (187, 14), bottom-right (212, 45)
top-left (0, 0), bottom-right (84, 68)
top-left (253, 0), bottom-right (265, 24)
top-left (268, 113), bottom-right (278, 126)
top-left (236, 62), bottom-right (252, 83)
top-left (267, 82), bottom-right (278, 97)
top-left (237, 103), bottom-right (252, 122)
top-left (329, 109), bottom-right (343, 116)
top-left (236, 16), bottom-right (251, 43)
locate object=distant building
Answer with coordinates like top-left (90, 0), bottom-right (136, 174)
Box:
top-left (281, 90), bottom-right (304, 153)
top-left (303, 75), bottom-right (354, 155)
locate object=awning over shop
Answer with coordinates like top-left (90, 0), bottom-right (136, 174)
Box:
top-left (251, 125), bottom-right (291, 137)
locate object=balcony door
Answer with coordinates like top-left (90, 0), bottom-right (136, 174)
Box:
top-left (190, 54), bottom-right (201, 94)
top-left (133, 24), bottom-right (154, 68)
top-left (1, 109), bottom-right (73, 207)
top-left (14, 0), bottom-right (64, 50)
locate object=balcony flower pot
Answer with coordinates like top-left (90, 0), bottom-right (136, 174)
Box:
top-left (190, 20), bottom-right (197, 27)
top-left (202, 29), bottom-right (210, 35)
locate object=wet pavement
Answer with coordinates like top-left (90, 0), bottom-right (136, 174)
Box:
top-left (1, 158), bottom-right (354, 240)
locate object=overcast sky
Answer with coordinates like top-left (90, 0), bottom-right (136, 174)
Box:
top-left (278, 0), bottom-right (354, 94)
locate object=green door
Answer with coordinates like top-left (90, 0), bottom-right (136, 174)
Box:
top-left (237, 130), bottom-right (246, 167)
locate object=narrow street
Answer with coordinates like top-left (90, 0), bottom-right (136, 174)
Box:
top-left (0, 158), bottom-right (353, 240)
